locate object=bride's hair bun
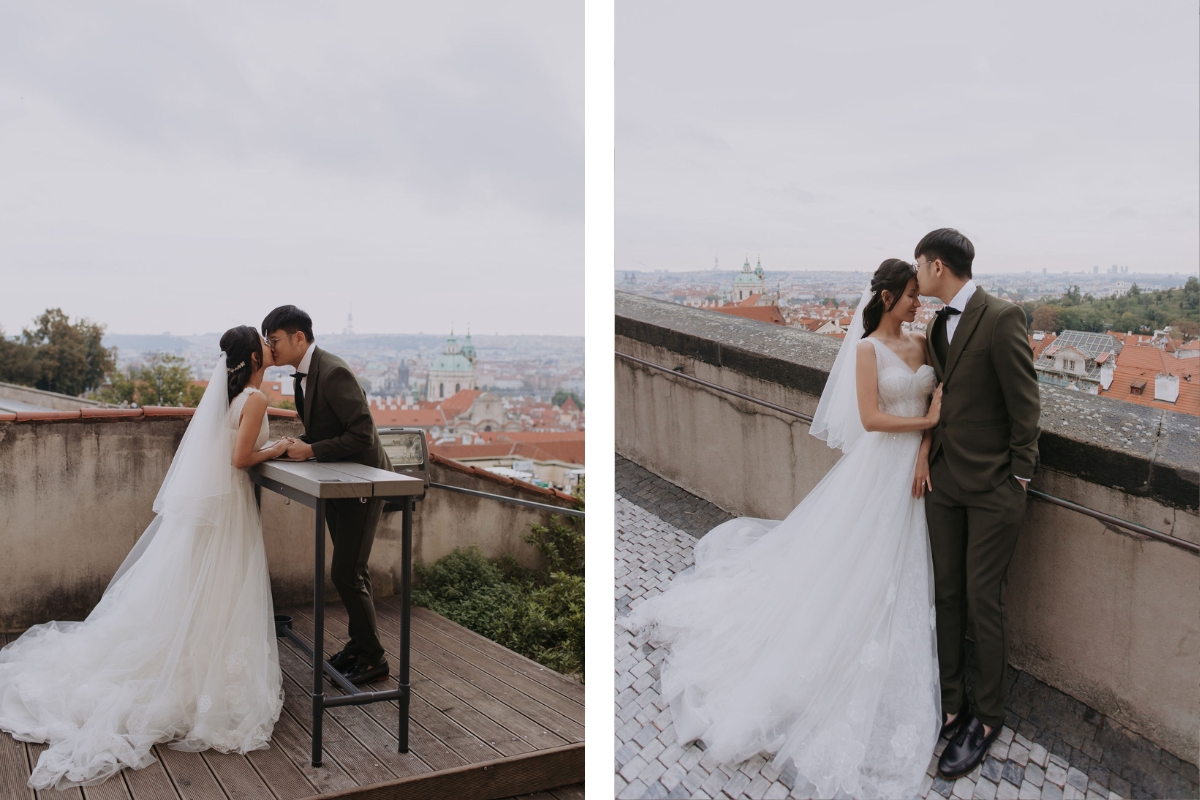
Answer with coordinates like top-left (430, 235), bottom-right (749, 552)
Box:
top-left (218, 326), bottom-right (262, 402)
top-left (862, 259), bottom-right (917, 337)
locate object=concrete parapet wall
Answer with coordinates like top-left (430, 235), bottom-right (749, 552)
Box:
top-left (615, 292), bottom-right (1199, 762)
top-left (0, 381), bottom-right (103, 411)
top-left (0, 414), bottom-right (577, 631)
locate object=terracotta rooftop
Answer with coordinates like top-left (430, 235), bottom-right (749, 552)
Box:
top-left (437, 389), bottom-right (483, 419)
top-left (430, 437), bottom-right (585, 466)
top-left (712, 305), bottom-right (787, 326)
top-left (1099, 344), bottom-right (1200, 416)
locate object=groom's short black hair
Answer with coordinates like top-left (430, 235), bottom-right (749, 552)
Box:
top-left (262, 305), bottom-right (314, 343)
top-left (915, 228), bottom-right (974, 279)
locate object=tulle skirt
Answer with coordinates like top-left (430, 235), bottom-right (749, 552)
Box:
top-left (0, 472), bottom-right (283, 790)
top-left (622, 429), bottom-right (941, 799)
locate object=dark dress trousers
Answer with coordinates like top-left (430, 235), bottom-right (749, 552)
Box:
top-left (296, 346), bottom-right (392, 664)
top-left (924, 287), bottom-right (1040, 728)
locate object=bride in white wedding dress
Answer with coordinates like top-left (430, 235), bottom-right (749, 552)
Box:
top-left (0, 326), bottom-right (292, 791)
top-left (622, 259), bottom-right (945, 799)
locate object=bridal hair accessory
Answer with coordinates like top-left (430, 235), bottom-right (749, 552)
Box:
top-left (227, 361), bottom-right (245, 373)
top-left (810, 281), bottom-right (872, 454)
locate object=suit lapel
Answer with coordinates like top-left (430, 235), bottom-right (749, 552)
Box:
top-left (927, 314), bottom-right (945, 381)
top-left (303, 347), bottom-right (322, 431)
top-left (943, 287), bottom-right (986, 381)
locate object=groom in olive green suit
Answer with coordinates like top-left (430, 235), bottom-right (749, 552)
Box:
top-left (913, 230), bottom-right (1041, 779)
top-left (263, 305), bottom-right (393, 686)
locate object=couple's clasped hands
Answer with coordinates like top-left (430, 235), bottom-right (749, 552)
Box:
top-left (259, 437), bottom-right (316, 461)
top-left (911, 383), bottom-right (943, 499)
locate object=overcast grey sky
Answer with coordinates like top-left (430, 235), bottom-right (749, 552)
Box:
top-left (0, 2), bottom-right (581, 337)
top-left (617, 1), bottom-right (1198, 276)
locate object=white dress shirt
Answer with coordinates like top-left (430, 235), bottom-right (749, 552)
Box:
top-left (944, 279), bottom-right (977, 345)
top-left (296, 342), bottom-right (316, 396)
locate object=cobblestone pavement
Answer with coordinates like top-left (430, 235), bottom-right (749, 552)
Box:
top-left (614, 457), bottom-right (1199, 800)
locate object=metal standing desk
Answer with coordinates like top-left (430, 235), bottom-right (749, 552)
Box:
top-left (250, 460), bottom-right (425, 767)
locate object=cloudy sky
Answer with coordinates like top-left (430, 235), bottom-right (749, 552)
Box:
top-left (0, 2), bottom-right (582, 337)
top-left (617, 1), bottom-right (1198, 276)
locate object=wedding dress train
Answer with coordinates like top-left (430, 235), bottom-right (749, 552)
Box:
top-left (622, 338), bottom-right (941, 799)
top-left (0, 380), bottom-right (283, 790)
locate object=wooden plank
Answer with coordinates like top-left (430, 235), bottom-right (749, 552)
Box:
top-left (375, 604), bottom-right (583, 727)
top-left (405, 606), bottom-right (583, 704)
top-left (0, 731), bottom-right (34, 800)
top-left (377, 613), bottom-right (583, 742)
top-left (154, 745), bottom-right (226, 800)
top-left (273, 639), bottom-right (402, 787)
top-left (549, 784), bottom-right (584, 800)
top-left (199, 751), bottom-right (272, 800)
top-left (292, 606), bottom-right (558, 755)
top-left (295, 742), bottom-right (584, 800)
top-left (286, 609), bottom-right (535, 758)
top-left (27, 742), bottom-right (84, 799)
top-left (253, 461), bottom-right (372, 499)
top-left (243, 731), bottom-right (320, 800)
top-left (315, 463), bottom-right (424, 498)
top-left (122, 757), bottom-right (181, 800)
top-left (267, 707), bottom-right (358, 796)
top-left (80, 773), bottom-right (134, 800)
top-left (281, 610), bottom-right (498, 769)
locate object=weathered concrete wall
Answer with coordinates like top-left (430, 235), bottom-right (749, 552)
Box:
top-left (616, 292), bottom-right (1200, 763)
top-left (0, 415), bottom-right (578, 629)
top-left (0, 381), bottom-right (102, 411)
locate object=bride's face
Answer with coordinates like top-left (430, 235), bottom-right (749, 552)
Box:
top-left (259, 339), bottom-right (275, 370)
top-left (887, 277), bottom-right (921, 324)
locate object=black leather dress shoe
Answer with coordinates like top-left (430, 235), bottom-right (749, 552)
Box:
top-left (327, 649), bottom-right (359, 673)
top-left (939, 706), bottom-right (968, 740)
top-left (938, 716), bottom-right (1000, 779)
top-left (344, 658), bottom-right (390, 686)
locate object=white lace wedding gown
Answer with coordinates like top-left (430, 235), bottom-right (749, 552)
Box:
top-left (0, 386), bottom-right (284, 790)
top-left (622, 338), bottom-right (941, 799)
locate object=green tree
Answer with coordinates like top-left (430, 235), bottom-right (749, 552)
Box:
top-left (97, 353), bottom-right (204, 407)
top-left (16, 309), bottom-right (115, 396)
top-left (551, 390), bottom-right (584, 410)
top-left (0, 327), bottom-right (38, 387)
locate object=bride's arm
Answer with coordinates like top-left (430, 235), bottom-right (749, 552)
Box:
top-left (855, 341), bottom-right (942, 433)
top-left (232, 393), bottom-right (291, 469)
top-left (912, 429), bottom-right (933, 497)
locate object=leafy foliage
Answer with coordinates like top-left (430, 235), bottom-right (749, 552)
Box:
top-left (96, 353), bottom-right (205, 407)
top-left (412, 483), bottom-right (585, 679)
top-left (550, 390), bottom-right (584, 410)
top-left (1020, 277), bottom-right (1199, 337)
top-left (0, 309), bottom-right (115, 396)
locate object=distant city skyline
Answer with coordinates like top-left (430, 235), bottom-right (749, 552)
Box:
top-left (618, 1), bottom-right (1198, 276)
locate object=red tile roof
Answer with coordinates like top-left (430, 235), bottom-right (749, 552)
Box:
top-left (1099, 345), bottom-right (1199, 416)
top-left (713, 305), bottom-right (786, 325)
top-left (437, 389), bottom-right (483, 419)
top-left (430, 434), bottom-right (585, 466)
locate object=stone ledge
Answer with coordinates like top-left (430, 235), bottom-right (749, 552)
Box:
top-left (616, 292), bottom-right (1199, 510)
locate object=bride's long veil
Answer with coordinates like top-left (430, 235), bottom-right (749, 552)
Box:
top-left (107, 354), bottom-right (234, 589)
top-left (809, 283), bottom-right (871, 454)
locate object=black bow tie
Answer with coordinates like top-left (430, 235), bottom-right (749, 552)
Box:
top-left (935, 306), bottom-right (962, 320)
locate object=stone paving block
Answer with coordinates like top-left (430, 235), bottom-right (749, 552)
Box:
top-left (955, 777), bottom-right (978, 798)
top-left (639, 759), bottom-right (668, 788)
top-left (659, 762), bottom-right (688, 792)
top-left (1000, 727), bottom-right (1016, 745)
top-left (1040, 782), bottom-right (1063, 800)
top-left (763, 782), bottom-right (790, 799)
top-left (1026, 762), bottom-right (1046, 788)
top-left (1030, 743), bottom-right (1049, 768)
top-left (1066, 767), bottom-right (1089, 792)
top-left (982, 758), bottom-right (1005, 783)
top-left (1003, 762), bottom-right (1026, 788)
top-left (641, 738), bottom-right (667, 766)
top-left (996, 779), bottom-right (1020, 800)
top-left (1019, 780), bottom-right (1042, 800)
top-left (975, 778), bottom-right (999, 800)
top-left (621, 755), bottom-right (650, 783)
top-left (721, 770), bottom-right (751, 797)
top-left (618, 778), bottom-right (648, 799)
top-left (1011, 743), bottom-right (1031, 767)
top-left (1061, 785), bottom-right (1084, 800)
top-left (1045, 761), bottom-right (1068, 787)
top-left (699, 769), bottom-right (727, 797)
top-left (931, 776), bottom-right (956, 797)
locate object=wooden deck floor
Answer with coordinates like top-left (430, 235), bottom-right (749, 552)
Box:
top-left (0, 597), bottom-right (584, 799)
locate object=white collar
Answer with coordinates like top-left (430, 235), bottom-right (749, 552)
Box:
top-left (297, 342), bottom-right (316, 375)
top-left (948, 279), bottom-right (977, 313)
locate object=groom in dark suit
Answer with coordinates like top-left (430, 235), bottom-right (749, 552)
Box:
top-left (263, 305), bottom-right (393, 686)
top-left (914, 230), bottom-right (1041, 778)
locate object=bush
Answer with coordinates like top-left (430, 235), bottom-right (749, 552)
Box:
top-left (412, 488), bottom-right (585, 679)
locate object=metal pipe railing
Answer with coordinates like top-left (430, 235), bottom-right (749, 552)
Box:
top-left (429, 481), bottom-right (585, 518)
top-left (617, 350), bottom-right (1198, 555)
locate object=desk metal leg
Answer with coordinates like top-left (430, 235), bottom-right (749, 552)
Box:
top-left (399, 496), bottom-right (412, 753)
top-left (312, 498), bottom-right (326, 768)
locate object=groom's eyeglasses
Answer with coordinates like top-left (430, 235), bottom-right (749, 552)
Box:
top-left (264, 336), bottom-right (286, 348)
